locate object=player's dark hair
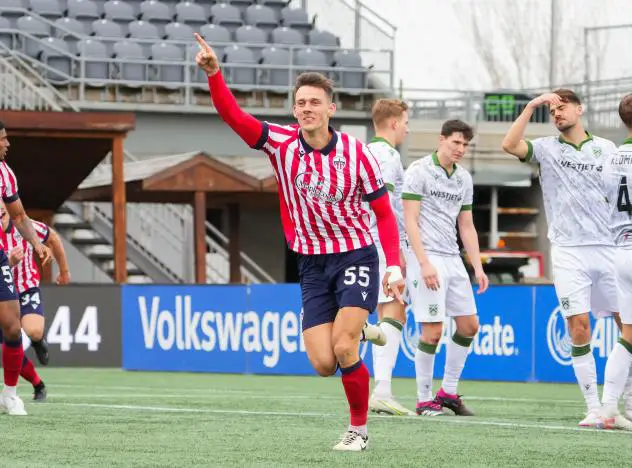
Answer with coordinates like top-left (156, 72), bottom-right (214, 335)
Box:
top-left (0, 121), bottom-right (4, 131)
top-left (553, 88), bottom-right (581, 105)
top-left (294, 72), bottom-right (334, 100)
top-left (619, 93), bottom-right (632, 129)
top-left (440, 119), bottom-right (474, 141)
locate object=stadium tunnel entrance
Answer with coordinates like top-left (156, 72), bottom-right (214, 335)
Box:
top-left (71, 151), bottom-right (282, 284)
top-left (2, 110), bottom-right (135, 284)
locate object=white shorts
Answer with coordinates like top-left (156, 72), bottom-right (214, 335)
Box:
top-left (405, 250), bottom-right (477, 323)
top-left (375, 239), bottom-right (407, 304)
top-left (616, 248), bottom-right (632, 324)
top-left (551, 245), bottom-right (618, 318)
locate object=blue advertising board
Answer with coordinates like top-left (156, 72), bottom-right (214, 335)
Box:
top-left (122, 284), bottom-right (620, 383)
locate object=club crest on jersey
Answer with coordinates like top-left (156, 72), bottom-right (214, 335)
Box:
top-left (332, 154), bottom-right (346, 171)
top-left (429, 304), bottom-right (438, 316)
top-left (456, 176), bottom-right (463, 187)
top-left (294, 172), bottom-right (343, 203)
top-left (593, 147), bottom-right (602, 157)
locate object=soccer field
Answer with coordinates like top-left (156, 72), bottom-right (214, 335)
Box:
top-left (1, 369), bottom-right (628, 467)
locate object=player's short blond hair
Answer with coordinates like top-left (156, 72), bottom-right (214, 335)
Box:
top-left (371, 99), bottom-right (408, 128)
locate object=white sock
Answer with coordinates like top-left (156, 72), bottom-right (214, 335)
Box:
top-left (372, 319), bottom-right (403, 399)
top-left (2, 385), bottom-right (16, 398)
top-left (571, 344), bottom-right (600, 411)
top-left (441, 333), bottom-right (473, 395)
top-left (415, 341), bottom-right (437, 402)
top-left (602, 340), bottom-right (632, 407)
top-left (349, 424), bottom-right (367, 437)
top-left (22, 329), bottom-right (31, 352)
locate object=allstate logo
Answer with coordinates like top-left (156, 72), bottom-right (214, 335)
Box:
top-left (400, 306), bottom-right (419, 361)
top-left (547, 306), bottom-right (573, 366)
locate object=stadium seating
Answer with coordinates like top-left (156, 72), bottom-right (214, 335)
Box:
top-left (0, 0), bottom-right (382, 98)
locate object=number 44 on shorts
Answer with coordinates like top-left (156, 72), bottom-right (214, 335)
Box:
top-left (47, 305), bottom-right (102, 352)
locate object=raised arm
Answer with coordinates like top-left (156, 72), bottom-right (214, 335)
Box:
top-left (195, 33), bottom-right (264, 148)
top-left (501, 93), bottom-right (561, 160)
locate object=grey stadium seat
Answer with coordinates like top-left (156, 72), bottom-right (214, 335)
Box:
top-left (91, 18), bottom-right (125, 38)
top-left (280, 6), bottom-right (311, 35)
top-left (103, 0), bottom-right (136, 24)
top-left (151, 41), bottom-right (183, 84)
top-left (227, 0), bottom-right (254, 14)
top-left (234, 25), bottom-right (267, 59)
top-left (54, 17), bottom-right (86, 53)
top-left (244, 4), bottom-right (277, 34)
top-left (210, 2), bottom-right (242, 33)
top-left (164, 21), bottom-right (193, 41)
top-left (0, 16), bottom-right (14, 50)
top-left (67, 0), bottom-right (100, 20)
top-left (223, 44), bottom-right (256, 87)
top-left (309, 29), bottom-right (338, 62)
top-left (113, 40), bottom-right (147, 84)
top-left (174, 1), bottom-right (207, 28)
top-left (139, 0), bottom-right (173, 31)
top-left (270, 26), bottom-right (303, 47)
top-left (16, 15), bottom-right (51, 57)
top-left (199, 23), bottom-right (231, 45)
top-left (37, 36), bottom-right (71, 83)
top-left (28, 0), bottom-right (64, 20)
top-left (77, 38), bottom-right (109, 85)
top-left (260, 46), bottom-right (290, 88)
top-left (333, 49), bottom-right (365, 90)
top-left (294, 47), bottom-right (328, 77)
top-left (128, 20), bottom-right (160, 39)
top-left (0, 0), bottom-right (26, 24)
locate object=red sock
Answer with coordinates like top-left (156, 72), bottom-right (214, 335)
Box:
top-left (340, 360), bottom-right (370, 426)
top-left (2, 339), bottom-right (24, 387)
top-left (20, 356), bottom-right (41, 387)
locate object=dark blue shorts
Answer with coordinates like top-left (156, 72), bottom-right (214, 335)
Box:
top-left (298, 244), bottom-right (379, 331)
top-left (0, 250), bottom-right (18, 303)
top-left (19, 287), bottom-right (44, 317)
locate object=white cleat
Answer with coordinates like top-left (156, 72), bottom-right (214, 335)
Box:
top-left (369, 396), bottom-right (415, 416)
top-left (361, 322), bottom-right (387, 346)
top-left (578, 409), bottom-right (600, 428)
top-left (596, 406), bottom-right (632, 431)
top-left (0, 394), bottom-right (27, 416)
top-left (333, 430), bottom-right (368, 452)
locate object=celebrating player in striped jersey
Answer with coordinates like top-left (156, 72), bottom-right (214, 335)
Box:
top-left (0, 202), bottom-right (71, 401)
top-left (502, 89), bottom-right (619, 427)
top-left (597, 93), bottom-right (632, 431)
top-left (194, 34), bottom-right (405, 452)
top-left (403, 120), bottom-right (488, 417)
top-left (0, 121), bottom-right (52, 415)
top-left (363, 99), bottom-right (414, 416)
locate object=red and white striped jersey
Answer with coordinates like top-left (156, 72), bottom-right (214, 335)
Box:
top-left (0, 161), bottom-right (19, 252)
top-left (255, 122), bottom-right (387, 255)
top-left (4, 219), bottom-right (49, 293)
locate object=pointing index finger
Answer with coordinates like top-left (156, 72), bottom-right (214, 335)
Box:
top-left (194, 33), bottom-right (211, 52)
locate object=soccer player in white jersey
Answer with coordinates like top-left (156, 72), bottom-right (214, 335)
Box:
top-left (403, 120), bottom-right (488, 417)
top-left (363, 99), bottom-right (414, 416)
top-left (502, 89), bottom-right (618, 427)
top-left (194, 34), bottom-right (405, 452)
top-left (597, 93), bottom-right (632, 430)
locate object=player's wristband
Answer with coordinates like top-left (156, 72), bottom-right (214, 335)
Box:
top-left (386, 266), bottom-right (403, 284)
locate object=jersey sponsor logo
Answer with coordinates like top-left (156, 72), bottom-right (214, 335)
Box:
top-left (559, 160), bottom-right (603, 172)
top-left (332, 154), bottom-right (346, 171)
top-left (429, 190), bottom-right (463, 202)
top-left (294, 172), bottom-right (343, 204)
top-left (546, 306), bottom-right (619, 366)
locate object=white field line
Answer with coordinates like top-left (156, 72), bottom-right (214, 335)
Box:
top-left (51, 402), bottom-right (632, 436)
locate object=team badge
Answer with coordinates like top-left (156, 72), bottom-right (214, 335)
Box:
top-left (560, 297), bottom-right (570, 311)
top-left (332, 154), bottom-right (346, 171)
top-left (429, 304), bottom-right (438, 316)
top-left (456, 176), bottom-right (463, 187)
top-left (593, 147), bottom-right (602, 157)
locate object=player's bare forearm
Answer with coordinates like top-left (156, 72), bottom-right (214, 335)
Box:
top-left (403, 200), bottom-right (430, 266)
top-left (458, 214), bottom-right (483, 272)
top-left (501, 105), bottom-right (535, 159)
top-left (13, 214), bottom-right (42, 250)
top-left (46, 229), bottom-right (70, 274)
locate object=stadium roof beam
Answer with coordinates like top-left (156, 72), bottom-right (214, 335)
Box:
top-left (72, 151), bottom-right (278, 284)
top-left (1, 110), bottom-right (135, 284)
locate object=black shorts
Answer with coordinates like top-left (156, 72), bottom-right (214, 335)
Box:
top-left (298, 244), bottom-right (379, 331)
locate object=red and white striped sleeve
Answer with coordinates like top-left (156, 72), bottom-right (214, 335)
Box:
top-left (358, 143), bottom-right (387, 202)
top-left (32, 220), bottom-right (50, 243)
top-left (0, 162), bottom-right (19, 203)
top-left (253, 122), bottom-right (299, 153)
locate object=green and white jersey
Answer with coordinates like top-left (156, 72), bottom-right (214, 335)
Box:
top-left (524, 133), bottom-right (616, 246)
top-left (367, 137), bottom-right (407, 244)
top-left (603, 138), bottom-right (632, 247)
top-left (402, 153), bottom-right (473, 256)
